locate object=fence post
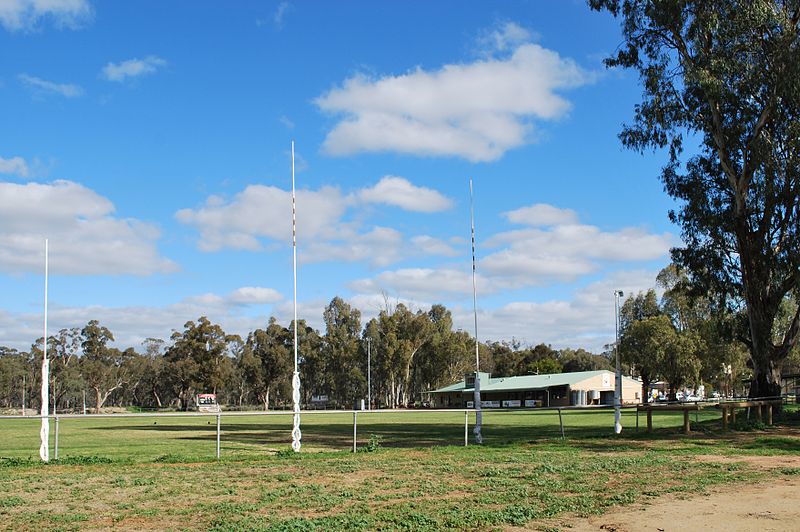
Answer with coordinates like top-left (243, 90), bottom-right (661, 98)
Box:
top-left (558, 408), bottom-right (564, 439)
top-left (464, 410), bottom-right (468, 447)
top-left (54, 415), bottom-right (59, 460)
top-left (636, 408), bottom-right (639, 432)
top-left (216, 413), bottom-right (221, 460)
top-left (353, 411), bottom-right (358, 453)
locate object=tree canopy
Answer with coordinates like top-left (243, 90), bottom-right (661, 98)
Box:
top-left (591, 0), bottom-right (800, 397)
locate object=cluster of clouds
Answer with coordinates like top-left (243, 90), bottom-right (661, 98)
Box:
top-left (0, 156), bottom-right (29, 177)
top-left (4, 4), bottom-right (165, 97)
top-left (0, 269), bottom-right (660, 353)
top-left (0, 285), bottom-right (287, 351)
top-left (316, 22), bottom-right (594, 162)
top-left (0, 0), bottom-right (92, 32)
top-left (17, 55), bottom-right (167, 99)
top-left (0, 180), bottom-right (175, 275)
top-left (175, 176), bottom-right (457, 267)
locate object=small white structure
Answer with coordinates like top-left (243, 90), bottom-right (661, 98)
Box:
top-left (196, 393), bottom-right (220, 413)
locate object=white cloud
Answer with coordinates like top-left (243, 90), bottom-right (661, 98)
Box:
top-left (0, 0), bottom-right (92, 32)
top-left (176, 179), bottom-right (455, 265)
top-left (451, 270), bottom-right (661, 351)
top-left (477, 21), bottom-right (535, 54)
top-left (348, 203), bottom-right (673, 303)
top-left (101, 56), bottom-right (167, 82)
top-left (358, 176), bottom-right (453, 213)
top-left (274, 1), bottom-right (290, 28)
top-left (504, 203), bottom-right (578, 226)
top-left (175, 184), bottom-right (348, 252)
top-left (410, 235), bottom-right (458, 257)
top-left (0, 287), bottom-right (285, 351)
top-left (227, 286), bottom-right (283, 305)
top-left (302, 226), bottom-right (404, 267)
top-left (0, 156), bottom-right (29, 177)
top-left (350, 268), bottom-right (481, 300)
top-left (316, 42), bottom-right (592, 162)
top-left (0, 180), bottom-right (176, 275)
top-left (480, 202), bottom-right (674, 285)
top-left (279, 115), bottom-right (295, 129)
top-left (18, 73), bottom-right (83, 97)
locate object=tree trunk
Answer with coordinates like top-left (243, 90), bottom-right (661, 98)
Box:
top-left (94, 387), bottom-right (102, 414)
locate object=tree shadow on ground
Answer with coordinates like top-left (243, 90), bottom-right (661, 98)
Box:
top-left (89, 420), bottom-right (590, 449)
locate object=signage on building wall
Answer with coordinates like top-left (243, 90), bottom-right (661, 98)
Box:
top-left (524, 400), bottom-right (537, 407)
top-left (502, 400), bottom-right (521, 407)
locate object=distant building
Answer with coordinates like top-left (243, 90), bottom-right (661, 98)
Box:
top-left (427, 370), bottom-right (642, 408)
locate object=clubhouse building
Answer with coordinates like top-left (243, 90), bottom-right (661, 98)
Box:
top-left (427, 370), bottom-right (642, 408)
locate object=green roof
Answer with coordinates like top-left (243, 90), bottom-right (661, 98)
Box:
top-left (428, 370), bottom-right (614, 394)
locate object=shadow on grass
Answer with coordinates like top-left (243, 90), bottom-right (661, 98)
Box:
top-left (89, 420), bottom-right (604, 449)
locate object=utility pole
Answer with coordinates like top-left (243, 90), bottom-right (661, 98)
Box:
top-left (367, 337), bottom-right (372, 410)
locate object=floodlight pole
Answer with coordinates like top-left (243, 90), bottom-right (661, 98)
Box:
top-left (367, 337), bottom-right (372, 411)
top-left (614, 289), bottom-right (624, 434)
top-left (290, 141), bottom-right (302, 452)
top-left (40, 239), bottom-right (49, 462)
top-left (470, 178), bottom-right (482, 444)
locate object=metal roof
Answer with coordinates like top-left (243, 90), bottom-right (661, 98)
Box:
top-left (428, 370), bottom-right (623, 394)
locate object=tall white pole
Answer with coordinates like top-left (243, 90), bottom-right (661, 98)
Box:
top-left (470, 178), bottom-right (482, 444)
top-left (40, 239), bottom-right (49, 462)
top-left (614, 289), bottom-right (623, 434)
top-left (290, 141), bottom-right (302, 452)
top-left (367, 337), bottom-right (371, 411)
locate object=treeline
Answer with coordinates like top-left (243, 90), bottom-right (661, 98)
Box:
top-left (0, 297), bottom-right (611, 412)
top-left (619, 265), bottom-right (800, 401)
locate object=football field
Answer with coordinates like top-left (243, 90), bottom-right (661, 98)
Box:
top-left (1, 407), bottom-right (796, 530)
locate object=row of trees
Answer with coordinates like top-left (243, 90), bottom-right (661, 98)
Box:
top-left (0, 298), bottom-right (613, 413)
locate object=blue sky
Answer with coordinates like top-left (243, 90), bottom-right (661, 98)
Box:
top-left (0, 0), bottom-right (680, 352)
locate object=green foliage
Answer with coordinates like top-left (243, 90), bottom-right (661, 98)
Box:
top-left (274, 447), bottom-right (298, 458)
top-left (364, 433), bottom-right (382, 453)
top-left (0, 496), bottom-right (24, 508)
top-left (53, 455), bottom-right (113, 465)
top-left (590, 0), bottom-right (800, 398)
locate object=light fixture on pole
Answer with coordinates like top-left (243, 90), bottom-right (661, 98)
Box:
top-left (290, 141), bottom-right (302, 452)
top-left (614, 289), bottom-right (624, 434)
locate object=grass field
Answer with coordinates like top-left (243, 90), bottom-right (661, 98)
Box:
top-left (1, 407), bottom-right (798, 530)
top-left (0, 407), bottom-right (724, 461)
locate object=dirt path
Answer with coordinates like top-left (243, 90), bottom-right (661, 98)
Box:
top-left (564, 463), bottom-right (800, 532)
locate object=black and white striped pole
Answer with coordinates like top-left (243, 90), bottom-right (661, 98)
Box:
top-left (470, 178), bottom-right (482, 444)
top-left (290, 141), bottom-right (302, 452)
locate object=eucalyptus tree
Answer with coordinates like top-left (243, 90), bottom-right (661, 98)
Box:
top-left (247, 318), bottom-right (292, 410)
top-left (0, 347), bottom-right (28, 409)
top-left (80, 321), bottom-right (132, 412)
top-left (619, 315), bottom-right (675, 401)
top-left (164, 317), bottom-right (230, 409)
top-left (591, 0), bottom-right (800, 397)
top-left (323, 297), bottom-right (365, 407)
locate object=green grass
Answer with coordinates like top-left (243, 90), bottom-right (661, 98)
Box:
top-left (0, 407), bottom-right (725, 461)
top-left (0, 407), bottom-right (796, 530)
